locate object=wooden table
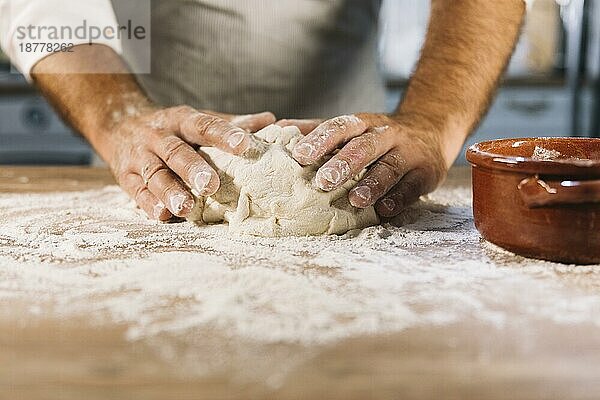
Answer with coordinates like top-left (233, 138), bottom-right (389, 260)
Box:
top-left (1, 167), bottom-right (600, 400)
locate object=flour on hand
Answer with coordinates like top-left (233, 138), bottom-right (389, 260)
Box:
top-left (188, 125), bottom-right (379, 237)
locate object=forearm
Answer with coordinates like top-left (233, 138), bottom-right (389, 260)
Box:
top-left (30, 44), bottom-right (275, 221)
top-left (396, 0), bottom-right (526, 166)
top-left (31, 44), bottom-right (154, 160)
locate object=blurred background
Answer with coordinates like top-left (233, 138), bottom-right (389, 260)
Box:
top-left (0, 0), bottom-right (596, 165)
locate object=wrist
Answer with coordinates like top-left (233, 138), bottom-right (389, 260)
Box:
top-left (31, 45), bottom-right (157, 159)
top-left (94, 95), bottom-right (156, 137)
top-left (89, 98), bottom-right (158, 162)
top-left (390, 111), bottom-right (467, 169)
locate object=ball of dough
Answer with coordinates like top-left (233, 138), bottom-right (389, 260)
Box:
top-left (188, 125), bottom-right (379, 237)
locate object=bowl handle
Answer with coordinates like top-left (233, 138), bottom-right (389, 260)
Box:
top-left (518, 176), bottom-right (600, 208)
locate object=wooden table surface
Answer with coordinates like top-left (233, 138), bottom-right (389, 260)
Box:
top-left (1, 166), bottom-right (600, 400)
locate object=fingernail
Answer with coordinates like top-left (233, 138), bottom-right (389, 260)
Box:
top-left (352, 185), bottom-right (372, 202)
top-left (319, 168), bottom-right (341, 187)
top-left (381, 198), bottom-right (396, 212)
top-left (169, 193), bottom-right (194, 215)
top-left (294, 143), bottom-right (316, 161)
top-left (316, 160), bottom-right (351, 191)
top-left (170, 193), bottom-right (185, 213)
top-left (193, 171), bottom-right (213, 195)
top-left (227, 131), bottom-right (246, 149)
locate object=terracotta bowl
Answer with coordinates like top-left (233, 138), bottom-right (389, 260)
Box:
top-left (466, 137), bottom-right (600, 265)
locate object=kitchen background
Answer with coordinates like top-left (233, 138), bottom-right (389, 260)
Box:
top-left (0, 0), bottom-right (597, 165)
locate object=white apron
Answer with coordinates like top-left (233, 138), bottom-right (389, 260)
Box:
top-left (114, 0), bottom-right (386, 119)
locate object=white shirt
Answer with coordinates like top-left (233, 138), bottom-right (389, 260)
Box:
top-left (0, 0), bottom-right (122, 79)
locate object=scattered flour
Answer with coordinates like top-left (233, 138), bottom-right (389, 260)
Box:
top-left (2, 184), bottom-right (600, 351)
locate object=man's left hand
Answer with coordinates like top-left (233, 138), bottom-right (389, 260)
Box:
top-left (288, 113), bottom-right (449, 218)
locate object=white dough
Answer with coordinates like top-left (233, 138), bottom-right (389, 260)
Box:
top-left (188, 125), bottom-right (380, 237)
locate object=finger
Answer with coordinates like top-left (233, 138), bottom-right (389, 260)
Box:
top-left (151, 136), bottom-right (220, 196)
top-left (197, 110), bottom-right (276, 132)
top-left (137, 154), bottom-right (196, 217)
top-left (348, 150), bottom-right (409, 208)
top-left (292, 115), bottom-right (368, 166)
top-left (315, 130), bottom-right (393, 192)
top-left (276, 119), bottom-right (323, 135)
top-left (166, 106), bottom-right (261, 157)
top-left (119, 173), bottom-right (173, 221)
top-left (375, 169), bottom-right (431, 218)
top-left (230, 112), bottom-right (277, 132)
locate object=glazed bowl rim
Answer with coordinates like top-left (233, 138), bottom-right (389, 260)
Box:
top-left (466, 137), bottom-right (600, 176)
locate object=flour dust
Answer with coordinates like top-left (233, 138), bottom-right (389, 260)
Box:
top-left (1, 184), bottom-right (600, 381)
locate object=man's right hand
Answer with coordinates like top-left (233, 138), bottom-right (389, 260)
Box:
top-left (105, 106), bottom-right (275, 221)
top-left (30, 44), bottom-right (276, 221)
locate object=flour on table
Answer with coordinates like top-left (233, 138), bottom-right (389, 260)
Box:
top-left (188, 125), bottom-right (379, 237)
top-left (2, 178), bottom-right (600, 383)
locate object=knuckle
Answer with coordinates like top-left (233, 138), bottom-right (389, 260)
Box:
top-left (328, 116), bottom-right (354, 135)
top-left (146, 109), bottom-right (170, 130)
top-left (182, 157), bottom-right (207, 178)
top-left (222, 125), bottom-right (243, 138)
top-left (338, 114), bottom-right (366, 130)
top-left (330, 116), bottom-right (349, 128)
top-left (161, 137), bottom-right (187, 164)
top-left (347, 135), bottom-right (378, 160)
top-left (186, 113), bottom-right (225, 139)
top-left (309, 125), bottom-right (337, 147)
top-left (144, 162), bottom-right (168, 184)
top-left (331, 115), bottom-right (352, 127)
top-left (181, 160), bottom-right (196, 176)
top-left (376, 158), bottom-right (405, 184)
top-left (377, 160), bottom-right (396, 176)
top-left (192, 113), bottom-right (214, 132)
top-left (168, 106), bottom-right (198, 130)
top-left (378, 152), bottom-right (407, 175)
top-left (133, 184), bottom-right (148, 202)
top-left (146, 127), bottom-right (170, 147)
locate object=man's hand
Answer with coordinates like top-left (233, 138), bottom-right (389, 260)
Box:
top-left (107, 107), bottom-right (275, 221)
top-left (291, 114), bottom-right (447, 218)
top-left (291, 0), bottom-right (525, 217)
top-left (30, 44), bottom-right (277, 221)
